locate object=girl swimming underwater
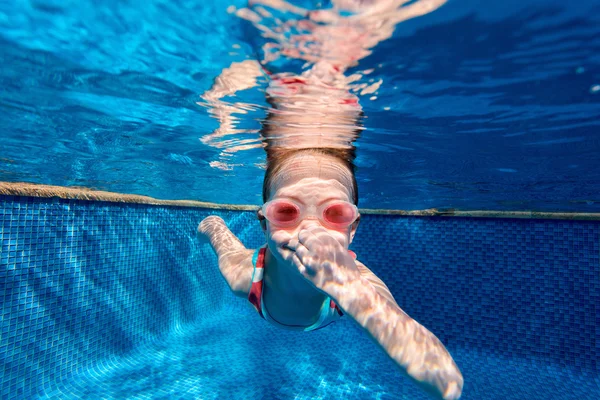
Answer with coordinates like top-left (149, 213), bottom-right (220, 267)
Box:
top-left (198, 148), bottom-right (463, 400)
top-left (198, 0), bottom-right (463, 399)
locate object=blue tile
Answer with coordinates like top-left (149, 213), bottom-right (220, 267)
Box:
top-left (0, 195), bottom-right (598, 400)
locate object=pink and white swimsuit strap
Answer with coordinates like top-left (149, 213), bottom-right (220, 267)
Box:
top-left (248, 246), bottom-right (267, 318)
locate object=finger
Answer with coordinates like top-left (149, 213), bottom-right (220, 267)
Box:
top-left (300, 227), bottom-right (340, 250)
top-left (292, 252), bottom-right (317, 278)
top-left (294, 243), bottom-right (311, 264)
top-left (286, 238), bottom-right (299, 251)
top-left (291, 253), bottom-right (307, 276)
top-left (298, 227), bottom-right (321, 246)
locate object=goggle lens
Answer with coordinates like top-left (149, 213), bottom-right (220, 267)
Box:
top-left (267, 201), bottom-right (300, 225)
top-left (324, 203), bottom-right (356, 225)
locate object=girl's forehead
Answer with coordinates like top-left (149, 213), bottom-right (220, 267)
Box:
top-left (273, 178), bottom-right (351, 201)
top-left (273, 154), bottom-right (352, 183)
top-left (270, 155), bottom-right (354, 198)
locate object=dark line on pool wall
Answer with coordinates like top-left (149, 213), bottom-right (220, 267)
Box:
top-left (1, 181), bottom-right (599, 220)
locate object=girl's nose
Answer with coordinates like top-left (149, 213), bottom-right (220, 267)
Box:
top-left (297, 217), bottom-right (321, 230)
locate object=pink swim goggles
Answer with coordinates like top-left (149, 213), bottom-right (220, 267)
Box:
top-left (260, 199), bottom-right (359, 229)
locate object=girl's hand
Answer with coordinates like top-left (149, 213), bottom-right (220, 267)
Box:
top-left (198, 215), bottom-right (225, 236)
top-left (287, 225), bottom-right (361, 297)
top-left (197, 215), bottom-right (226, 245)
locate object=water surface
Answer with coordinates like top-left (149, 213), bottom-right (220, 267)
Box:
top-left (0, 0), bottom-right (599, 211)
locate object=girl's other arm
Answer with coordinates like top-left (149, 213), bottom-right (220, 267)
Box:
top-left (355, 260), bottom-right (400, 307)
top-left (289, 227), bottom-right (463, 399)
top-left (334, 270), bottom-right (463, 400)
top-left (198, 216), bottom-right (254, 297)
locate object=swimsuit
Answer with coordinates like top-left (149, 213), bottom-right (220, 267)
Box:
top-left (248, 246), bottom-right (354, 331)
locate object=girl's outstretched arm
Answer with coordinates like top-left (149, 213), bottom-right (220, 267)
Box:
top-left (198, 216), bottom-right (254, 297)
top-left (341, 264), bottom-right (463, 400)
top-left (289, 226), bottom-right (463, 400)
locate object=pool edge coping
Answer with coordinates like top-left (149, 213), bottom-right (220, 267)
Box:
top-left (1, 181), bottom-right (599, 220)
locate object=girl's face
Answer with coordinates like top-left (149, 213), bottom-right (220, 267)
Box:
top-left (260, 156), bottom-right (359, 264)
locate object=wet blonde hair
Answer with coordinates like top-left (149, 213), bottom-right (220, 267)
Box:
top-left (262, 148), bottom-right (358, 205)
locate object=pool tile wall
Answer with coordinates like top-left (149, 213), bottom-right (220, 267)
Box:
top-left (352, 216), bottom-right (599, 372)
top-left (0, 196), bottom-right (252, 399)
top-left (0, 195), bottom-right (598, 399)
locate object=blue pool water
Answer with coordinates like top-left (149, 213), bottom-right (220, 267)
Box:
top-left (0, 197), bottom-right (598, 399)
top-left (0, 0), bottom-right (599, 211)
top-left (1, 0), bottom-right (600, 399)
top-left (38, 315), bottom-right (598, 400)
